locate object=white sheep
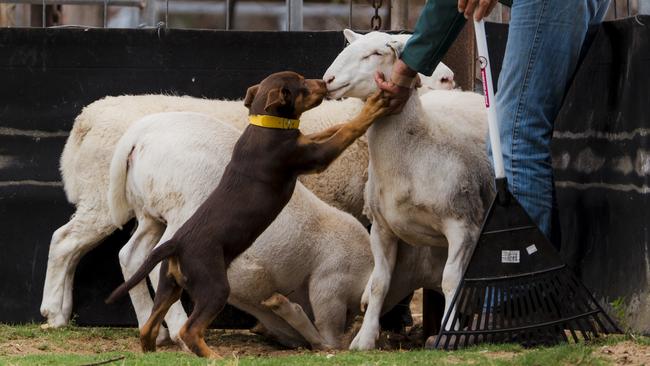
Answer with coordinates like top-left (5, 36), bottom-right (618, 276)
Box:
top-left (41, 61), bottom-right (455, 329)
top-left (108, 112), bottom-right (447, 349)
top-left (40, 96), bottom-right (367, 329)
top-left (323, 29), bottom-right (494, 350)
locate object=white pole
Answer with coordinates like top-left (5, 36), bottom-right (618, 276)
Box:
top-left (286, 0), bottom-right (302, 31)
top-left (474, 20), bottom-right (505, 179)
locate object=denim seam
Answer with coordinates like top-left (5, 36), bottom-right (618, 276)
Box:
top-left (510, 0), bottom-right (549, 197)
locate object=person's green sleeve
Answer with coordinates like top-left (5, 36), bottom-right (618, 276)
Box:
top-left (401, 0), bottom-right (513, 76)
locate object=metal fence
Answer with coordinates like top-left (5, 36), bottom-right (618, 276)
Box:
top-left (0, 0), bottom-right (399, 30)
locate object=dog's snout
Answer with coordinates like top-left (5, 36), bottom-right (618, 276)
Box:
top-left (325, 76), bottom-right (335, 84)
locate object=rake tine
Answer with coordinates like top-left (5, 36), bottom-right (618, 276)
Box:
top-left (540, 277), bottom-right (565, 345)
top-left (473, 283), bottom-right (489, 346)
top-left (496, 289), bottom-right (504, 343)
top-left (455, 285), bottom-right (472, 348)
top-left (483, 284), bottom-right (495, 344)
top-left (567, 276), bottom-right (611, 334)
top-left (454, 283), bottom-right (471, 332)
top-left (467, 283), bottom-right (483, 346)
top-left (552, 273), bottom-right (599, 340)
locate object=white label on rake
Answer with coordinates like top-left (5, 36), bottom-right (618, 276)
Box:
top-left (501, 250), bottom-right (520, 263)
top-left (526, 244), bottom-right (538, 255)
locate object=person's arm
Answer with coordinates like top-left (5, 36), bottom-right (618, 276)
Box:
top-left (377, 0), bottom-right (507, 114)
top-left (400, 0), bottom-right (467, 77)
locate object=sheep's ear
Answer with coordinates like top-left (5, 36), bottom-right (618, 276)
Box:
top-left (343, 29), bottom-right (361, 44)
top-left (244, 84), bottom-right (259, 109)
top-left (414, 75), bottom-right (422, 88)
top-left (264, 88), bottom-right (287, 112)
top-left (386, 40), bottom-right (404, 58)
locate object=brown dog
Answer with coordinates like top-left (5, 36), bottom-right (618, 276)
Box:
top-left (106, 71), bottom-right (388, 358)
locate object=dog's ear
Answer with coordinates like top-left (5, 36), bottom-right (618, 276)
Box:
top-left (264, 88), bottom-right (288, 112)
top-left (244, 84), bottom-right (260, 109)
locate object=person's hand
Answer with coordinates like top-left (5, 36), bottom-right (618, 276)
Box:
top-left (458, 0), bottom-right (498, 21)
top-left (360, 90), bottom-right (391, 121)
top-left (374, 71), bottom-right (411, 115)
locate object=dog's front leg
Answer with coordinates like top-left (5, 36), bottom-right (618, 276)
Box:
top-left (296, 92), bottom-right (388, 174)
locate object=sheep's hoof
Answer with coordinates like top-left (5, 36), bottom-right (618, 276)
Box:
top-left (261, 293), bottom-right (288, 310)
top-left (349, 333), bottom-right (376, 351)
top-left (155, 327), bottom-right (173, 346)
top-left (250, 322), bottom-right (269, 336)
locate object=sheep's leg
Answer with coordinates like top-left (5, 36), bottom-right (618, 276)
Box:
top-left (40, 207), bottom-right (115, 327)
top-left (118, 216), bottom-right (173, 345)
top-left (229, 297), bottom-right (307, 348)
top-left (261, 293), bottom-right (331, 350)
top-left (440, 218), bottom-right (476, 331)
top-left (350, 221), bottom-right (398, 350)
top-left (121, 225), bottom-right (189, 347)
top-left (310, 288), bottom-right (348, 349)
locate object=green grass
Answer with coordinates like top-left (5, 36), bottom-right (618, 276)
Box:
top-left (0, 324), bottom-right (647, 366)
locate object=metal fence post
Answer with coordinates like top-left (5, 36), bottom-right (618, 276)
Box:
top-left (140, 0), bottom-right (157, 26)
top-left (640, 0), bottom-right (650, 14)
top-left (286, 0), bottom-right (302, 31)
top-left (389, 0), bottom-right (407, 30)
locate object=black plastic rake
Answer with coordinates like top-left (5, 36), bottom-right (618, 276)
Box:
top-left (432, 21), bottom-right (621, 350)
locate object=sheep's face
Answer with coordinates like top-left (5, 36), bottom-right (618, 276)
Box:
top-left (424, 63), bottom-right (456, 92)
top-left (245, 71), bottom-right (327, 119)
top-left (323, 30), bottom-right (401, 100)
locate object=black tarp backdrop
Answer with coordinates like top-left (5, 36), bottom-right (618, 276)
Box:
top-left (551, 16), bottom-right (650, 332)
top-left (0, 29), bottom-right (346, 326)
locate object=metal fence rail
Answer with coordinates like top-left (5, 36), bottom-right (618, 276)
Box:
top-left (0, 0), bottom-right (395, 31)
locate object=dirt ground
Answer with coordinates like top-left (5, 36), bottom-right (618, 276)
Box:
top-left (3, 326), bottom-right (650, 365)
top-left (599, 340), bottom-right (650, 365)
top-left (3, 289), bottom-right (650, 365)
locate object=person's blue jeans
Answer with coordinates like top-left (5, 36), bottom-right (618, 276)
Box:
top-left (490, 0), bottom-right (611, 242)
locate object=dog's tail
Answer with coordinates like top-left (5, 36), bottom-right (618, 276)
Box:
top-left (105, 239), bottom-right (178, 304)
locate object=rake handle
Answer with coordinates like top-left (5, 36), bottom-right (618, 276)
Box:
top-left (474, 20), bottom-right (506, 180)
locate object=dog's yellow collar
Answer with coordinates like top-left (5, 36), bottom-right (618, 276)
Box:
top-left (249, 115), bottom-right (300, 130)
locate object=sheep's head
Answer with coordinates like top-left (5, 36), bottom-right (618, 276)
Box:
top-left (245, 71), bottom-right (327, 119)
top-left (423, 63), bottom-right (456, 93)
top-left (323, 30), bottom-right (402, 100)
top-left (324, 30), bottom-right (456, 100)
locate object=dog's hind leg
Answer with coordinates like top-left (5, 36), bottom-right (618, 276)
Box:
top-left (180, 253), bottom-right (230, 359)
top-left (140, 259), bottom-right (183, 353)
top-left (261, 293), bottom-right (331, 350)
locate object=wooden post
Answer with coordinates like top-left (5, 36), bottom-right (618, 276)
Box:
top-left (390, 0), bottom-right (408, 30)
top-left (0, 4), bottom-right (16, 26)
top-left (441, 22), bottom-right (477, 91)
